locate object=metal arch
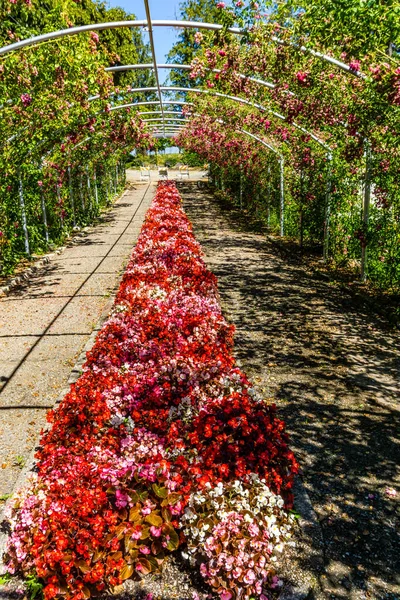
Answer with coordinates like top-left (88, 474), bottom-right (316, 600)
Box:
top-left (106, 63), bottom-right (277, 91)
top-left (271, 36), bottom-right (365, 79)
top-left (0, 19), bottom-right (364, 79)
top-left (0, 20), bottom-right (242, 57)
top-left (138, 111), bottom-right (185, 117)
top-left (141, 117), bottom-right (185, 123)
top-left (143, 0), bottom-right (165, 136)
top-left (238, 129), bottom-right (282, 159)
top-left (106, 85), bottom-right (332, 152)
top-left (110, 100), bottom-right (193, 111)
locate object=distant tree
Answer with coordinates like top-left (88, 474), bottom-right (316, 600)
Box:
top-left (0, 0), bottom-right (155, 90)
top-left (166, 0), bottom-right (223, 87)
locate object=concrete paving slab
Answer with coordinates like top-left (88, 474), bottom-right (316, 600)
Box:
top-left (46, 295), bottom-right (111, 335)
top-left (107, 244), bottom-right (135, 257)
top-left (0, 297), bottom-right (68, 336)
top-left (0, 334), bottom-right (87, 408)
top-left (87, 234), bottom-right (121, 245)
top-left (0, 407), bottom-right (49, 495)
top-left (9, 272), bottom-right (89, 299)
top-left (94, 255), bottom-right (132, 274)
top-left (56, 245), bottom-right (113, 259)
top-left (0, 336), bottom-right (39, 388)
top-left (77, 273), bottom-right (120, 296)
top-left (117, 233), bottom-right (145, 246)
top-left (52, 256), bottom-right (105, 273)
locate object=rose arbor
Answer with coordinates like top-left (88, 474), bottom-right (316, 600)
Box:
top-left (1, 0), bottom-right (399, 596)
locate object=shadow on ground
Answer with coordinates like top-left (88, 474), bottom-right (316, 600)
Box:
top-left (177, 182), bottom-right (400, 600)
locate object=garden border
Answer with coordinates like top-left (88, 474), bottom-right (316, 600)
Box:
top-left (0, 184), bottom-right (324, 600)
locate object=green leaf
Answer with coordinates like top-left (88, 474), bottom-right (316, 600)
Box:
top-left (152, 484), bottom-right (168, 498)
top-left (145, 512), bottom-right (163, 527)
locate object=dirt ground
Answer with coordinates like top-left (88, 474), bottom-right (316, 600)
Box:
top-left (177, 182), bottom-right (400, 600)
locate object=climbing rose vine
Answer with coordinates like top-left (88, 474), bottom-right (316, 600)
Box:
top-left (4, 182), bottom-right (298, 600)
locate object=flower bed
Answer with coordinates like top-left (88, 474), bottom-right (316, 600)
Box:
top-left (4, 181), bottom-right (298, 600)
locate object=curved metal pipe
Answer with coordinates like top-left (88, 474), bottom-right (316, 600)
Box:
top-left (106, 85), bottom-right (332, 151)
top-left (0, 20), bottom-right (241, 57)
top-left (0, 19), bottom-right (364, 78)
top-left (106, 62), bottom-right (276, 91)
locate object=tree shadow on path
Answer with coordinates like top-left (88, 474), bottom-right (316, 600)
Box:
top-left (178, 183), bottom-right (400, 600)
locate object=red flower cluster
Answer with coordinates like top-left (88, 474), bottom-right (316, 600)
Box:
top-left (5, 182), bottom-right (297, 600)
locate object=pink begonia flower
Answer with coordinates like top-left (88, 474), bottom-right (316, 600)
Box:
top-left (248, 522), bottom-right (259, 537)
top-left (170, 500), bottom-right (183, 515)
top-left (220, 592), bottom-right (232, 600)
top-left (200, 563), bottom-right (209, 577)
top-left (243, 570), bottom-right (256, 584)
top-left (139, 546), bottom-right (151, 554)
top-left (216, 2), bottom-right (226, 8)
top-left (150, 525), bottom-right (162, 537)
top-left (131, 527), bottom-right (142, 540)
top-left (232, 567), bottom-right (242, 578)
top-left (385, 487), bottom-right (397, 498)
top-left (37, 181), bottom-right (43, 187)
top-left (115, 489), bottom-right (128, 508)
top-left (90, 31), bottom-right (99, 43)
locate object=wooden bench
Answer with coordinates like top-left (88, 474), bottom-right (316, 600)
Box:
top-left (140, 166), bottom-right (150, 181)
top-left (178, 165), bottom-right (190, 179)
top-left (158, 167), bottom-right (168, 179)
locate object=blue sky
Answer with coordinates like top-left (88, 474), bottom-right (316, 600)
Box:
top-left (107, 0), bottom-right (184, 142)
top-left (107, 0), bottom-right (182, 67)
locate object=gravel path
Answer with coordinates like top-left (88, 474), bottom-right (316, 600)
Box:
top-left (178, 183), bottom-right (400, 600)
top-left (0, 183), bottom-right (155, 499)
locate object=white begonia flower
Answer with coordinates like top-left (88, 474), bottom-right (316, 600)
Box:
top-left (244, 513), bottom-right (252, 523)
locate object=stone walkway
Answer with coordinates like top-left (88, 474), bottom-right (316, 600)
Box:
top-left (0, 183), bottom-right (155, 498)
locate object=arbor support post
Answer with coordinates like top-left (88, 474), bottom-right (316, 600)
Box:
top-left (323, 153), bottom-right (333, 261)
top-left (361, 141), bottom-right (371, 282)
top-left (79, 173), bottom-right (85, 211)
top-left (94, 169), bottom-right (99, 205)
top-left (56, 184), bottom-right (64, 228)
top-left (279, 158), bottom-right (285, 237)
top-left (40, 187), bottom-right (49, 243)
top-left (18, 172), bottom-right (30, 255)
top-left (86, 167), bottom-right (92, 209)
top-left (68, 167), bottom-right (76, 227)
